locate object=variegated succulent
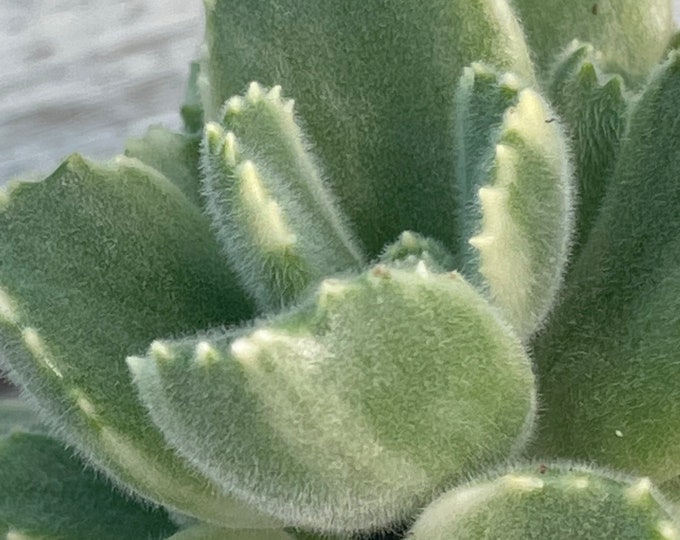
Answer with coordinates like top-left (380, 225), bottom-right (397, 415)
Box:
top-left (1, 1), bottom-right (680, 539)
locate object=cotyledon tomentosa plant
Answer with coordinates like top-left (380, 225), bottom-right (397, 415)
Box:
top-left (0, 1), bottom-right (679, 539)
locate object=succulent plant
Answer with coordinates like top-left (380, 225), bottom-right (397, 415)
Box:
top-left (0, 1), bottom-right (678, 538)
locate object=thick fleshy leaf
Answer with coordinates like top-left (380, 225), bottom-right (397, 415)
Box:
top-left (125, 126), bottom-right (203, 206)
top-left (129, 262), bottom-right (536, 533)
top-left (454, 64), bottom-right (574, 339)
top-left (202, 0), bottom-right (534, 256)
top-left (510, 0), bottom-right (674, 86)
top-left (0, 430), bottom-right (178, 540)
top-left (546, 41), bottom-right (629, 256)
top-left (406, 463), bottom-right (680, 539)
top-left (530, 51), bottom-right (680, 485)
top-left (0, 155), bottom-right (280, 527)
top-left (201, 83), bottom-right (364, 309)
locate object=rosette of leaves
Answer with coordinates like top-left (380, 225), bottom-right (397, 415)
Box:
top-left (0, 1), bottom-right (677, 539)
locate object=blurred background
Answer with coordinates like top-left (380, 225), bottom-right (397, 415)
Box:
top-left (0, 1), bottom-right (679, 395)
top-left (0, 0), bottom-right (202, 183)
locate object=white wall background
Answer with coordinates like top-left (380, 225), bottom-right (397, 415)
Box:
top-left (0, 1), bottom-right (679, 183)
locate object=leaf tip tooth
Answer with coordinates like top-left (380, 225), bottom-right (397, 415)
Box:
top-left (246, 81), bottom-right (264, 103)
top-left (415, 260), bottom-right (429, 278)
top-left (268, 84), bottom-right (282, 101)
top-left (399, 230), bottom-right (418, 249)
top-left (494, 142), bottom-right (512, 161)
top-left (470, 61), bottom-right (492, 77)
top-left (225, 95), bottom-right (245, 115)
top-left (513, 88), bottom-right (547, 126)
top-left (281, 97), bottom-right (295, 115)
top-left (125, 355), bottom-right (145, 374)
top-left (318, 278), bottom-right (350, 306)
top-left (478, 185), bottom-right (507, 206)
top-left (204, 122), bottom-right (225, 153)
top-left (499, 72), bottom-right (522, 91)
top-left (195, 341), bottom-right (218, 366)
top-left (626, 477), bottom-right (652, 501)
top-left (240, 159), bottom-right (258, 179)
top-left (150, 341), bottom-right (174, 363)
top-left (230, 337), bottom-right (259, 363)
top-left (252, 329), bottom-right (276, 344)
top-left (658, 521), bottom-right (680, 540)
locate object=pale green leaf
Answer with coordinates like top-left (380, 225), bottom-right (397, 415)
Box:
top-left (531, 51), bottom-right (680, 485)
top-left (202, 0), bottom-right (534, 256)
top-left (130, 262), bottom-right (535, 532)
top-left (546, 41), bottom-right (629, 256)
top-left (0, 155), bottom-right (279, 527)
top-left (201, 83), bottom-right (364, 310)
top-left (454, 64), bottom-right (574, 339)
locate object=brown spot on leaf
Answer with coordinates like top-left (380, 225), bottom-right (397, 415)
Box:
top-left (372, 265), bottom-right (391, 279)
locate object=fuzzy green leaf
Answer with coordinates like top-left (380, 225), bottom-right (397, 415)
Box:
top-left (124, 126), bottom-right (203, 206)
top-left (406, 463), bottom-right (680, 539)
top-left (530, 51), bottom-right (680, 485)
top-left (454, 64), bottom-right (574, 339)
top-left (510, 0), bottom-right (674, 86)
top-left (201, 83), bottom-right (364, 310)
top-left (201, 0), bottom-right (534, 256)
top-left (0, 155), bottom-right (281, 527)
top-left (129, 262), bottom-right (535, 533)
top-left (546, 41), bottom-right (629, 256)
top-left (0, 430), bottom-right (178, 540)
